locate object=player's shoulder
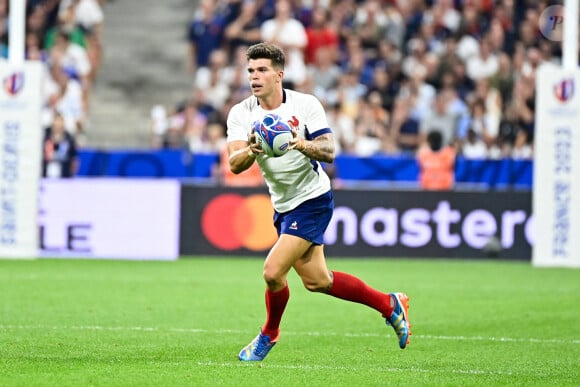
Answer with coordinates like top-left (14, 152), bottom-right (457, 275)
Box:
top-left (237, 95), bottom-right (259, 110)
top-left (229, 95), bottom-right (259, 117)
top-left (285, 89), bottom-right (321, 108)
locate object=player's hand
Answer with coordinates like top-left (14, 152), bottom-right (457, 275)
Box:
top-left (289, 128), bottom-right (305, 152)
top-left (248, 127), bottom-right (264, 155)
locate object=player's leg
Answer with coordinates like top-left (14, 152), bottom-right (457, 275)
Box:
top-left (238, 233), bottom-right (311, 361)
top-left (261, 234), bottom-right (312, 337)
top-left (293, 246), bottom-right (412, 349)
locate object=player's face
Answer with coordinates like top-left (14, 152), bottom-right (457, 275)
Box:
top-left (247, 58), bottom-right (283, 99)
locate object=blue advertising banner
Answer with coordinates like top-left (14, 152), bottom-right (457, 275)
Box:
top-left (77, 149), bottom-right (533, 189)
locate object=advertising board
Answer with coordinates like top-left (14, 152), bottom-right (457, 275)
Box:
top-left (180, 186), bottom-right (533, 259)
top-left (39, 179), bottom-right (181, 260)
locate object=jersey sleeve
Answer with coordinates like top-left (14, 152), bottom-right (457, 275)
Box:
top-left (304, 95), bottom-right (331, 138)
top-left (226, 103), bottom-right (251, 143)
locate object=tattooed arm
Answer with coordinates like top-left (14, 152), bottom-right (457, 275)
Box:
top-left (289, 130), bottom-right (335, 164)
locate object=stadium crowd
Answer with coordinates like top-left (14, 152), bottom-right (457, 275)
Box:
top-left (149, 0), bottom-right (568, 169)
top-left (0, 0), bottom-right (105, 177)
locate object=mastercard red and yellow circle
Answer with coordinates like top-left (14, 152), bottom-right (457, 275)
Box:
top-left (201, 194), bottom-right (277, 251)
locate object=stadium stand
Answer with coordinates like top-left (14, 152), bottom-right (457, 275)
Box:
top-left (3, 0), bottom-right (572, 185)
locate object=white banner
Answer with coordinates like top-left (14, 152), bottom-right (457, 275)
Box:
top-left (0, 62), bottom-right (43, 258)
top-left (533, 64), bottom-right (580, 267)
top-left (38, 179), bottom-right (181, 260)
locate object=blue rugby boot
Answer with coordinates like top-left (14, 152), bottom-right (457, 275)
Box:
top-left (385, 292), bottom-right (411, 349)
top-left (238, 331), bottom-right (277, 361)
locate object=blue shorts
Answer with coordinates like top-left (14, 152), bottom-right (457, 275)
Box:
top-left (273, 191), bottom-right (334, 245)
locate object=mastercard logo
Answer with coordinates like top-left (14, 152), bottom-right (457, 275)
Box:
top-left (201, 194), bottom-right (278, 251)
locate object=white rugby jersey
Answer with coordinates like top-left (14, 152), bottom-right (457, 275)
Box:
top-left (227, 89), bottom-right (332, 212)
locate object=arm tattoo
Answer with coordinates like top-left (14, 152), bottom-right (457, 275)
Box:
top-left (299, 133), bottom-right (335, 163)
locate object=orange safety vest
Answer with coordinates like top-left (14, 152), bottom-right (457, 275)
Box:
top-left (416, 146), bottom-right (456, 191)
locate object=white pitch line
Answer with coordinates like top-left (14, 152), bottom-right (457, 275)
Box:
top-left (195, 360), bottom-right (514, 376)
top-left (0, 324), bottom-right (578, 345)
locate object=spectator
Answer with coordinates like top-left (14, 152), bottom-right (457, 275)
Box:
top-left (374, 38), bottom-right (403, 71)
top-left (25, 31), bottom-right (48, 61)
top-left (343, 42), bottom-right (375, 88)
top-left (223, 0), bottom-right (262, 57)
top-left (424, 0), bottom-right (461, 36)
top-left (382, 4), bottom-right (406, 50)
top-left (461, 128), bottom-right (488, 159)
top-left (26, 3), bottom-right (50, 46)
top-left (457, 2), bottom-right (487, 41)
top-left (468, 98), bottom-right (496, 149)
top-left (389, 96), bottom-right (420, 154)
top-left (61, 0), bottom-right (105, 82)
top-left (149, 104), bottom-right (169, 149)
top-left (226, 45), bottom-right (253, 104)
top-left (444, 86), bottom-right (470, 142)
top-left (193, 48), bottom-right (232, 111)
top-left (496, 104), bottom-right (521, 156)
top-left (44, 9), bottom-right (87, 51)
top-left (45, 63), bottom-right (86, 138)
top-left (489, 52), bottom-right (515, 105)
top-left (48, 28), bottom-right (92, 106)
top-left (401, 37), bottom-right (428, 79)
top-left (352, 96), bottom-right (388, 157)
top-left (367, 64), bottom-right (399, 111)
top-left (402, 65), bottom-right (436, 123)
top-left (511, 129), bottom-right (533, 160)
top-left (416, 130), bottom-right (456, 191)
top-left (467, 78), bottom-right (501, 138)
top-left (419, 90), bottom-right (458, 147)
top-left (162, 110), bottom-right (187, 150)
top-left (326, 102), bottom-right (356, 155)
top-left (204, 122), bottom-right (227, 153)
top-left (450, 59), bottom-right (475, 101)
top-left (466, 37), bottom-right (499, 81)
top-left (181, 100), bottom-right (209, 153)
top-left (520, 46), bottom-right (543, 78)
top-left (260, 0), bottom-right (308, 88)
top-left (327, 68), bottom-right (367, 120)
top-left (188, 121), bottom-right (226, 155)
top-left (186, 0), bottom-right (227, 74)
top-left (486, 18), bottom-right (506, 54)
top-left (42, 112), bottom-right (79, 178)
top-left (352, 0), bottom-right (388, 57)
top-left (304, 6), bottom-right (339, 65)
top-left (511, 76), bottom-right (535, 143)
top-left (307, 45), bottom-right (342, 104)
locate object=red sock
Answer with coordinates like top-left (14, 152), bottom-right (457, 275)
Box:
top-left (261, 284), bottom-right (289, 341)
top-left (328, 271), bottom-right (394, 317)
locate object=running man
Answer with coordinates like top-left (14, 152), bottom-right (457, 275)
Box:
top-left (226, 42), bottom-right (411, 361)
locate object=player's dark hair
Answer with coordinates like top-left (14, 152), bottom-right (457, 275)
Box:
top-left (246, 43), bottom-right (285, 69)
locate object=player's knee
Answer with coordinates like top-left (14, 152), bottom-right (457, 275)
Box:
top-left (263, 267), bottom-right (285, 289)
top-left (302, 278), bottom-right (332, 293)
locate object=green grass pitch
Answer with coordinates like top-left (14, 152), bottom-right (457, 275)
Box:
top-left (1, 257), bottom-right (579, 386)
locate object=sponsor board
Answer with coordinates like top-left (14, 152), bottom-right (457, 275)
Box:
top-left (0, 62), bottom-right (43, 258)
top-left (180, 186), bottom-right (532, 259)
top-left (533, 65), bottom-right (580, 267)
top-left (39, 179), bottom-right (181, 260)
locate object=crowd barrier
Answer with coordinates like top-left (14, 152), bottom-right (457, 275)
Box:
top-left (38, 179), bottom-right (533, 260)
top-left (77, 149), bottom-right (533, 189)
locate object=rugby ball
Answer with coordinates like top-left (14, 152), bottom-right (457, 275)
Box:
top-left (253, 114), bottom-right (293, 157)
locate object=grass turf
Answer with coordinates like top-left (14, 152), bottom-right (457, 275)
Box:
top-left (0, 257), bottom-right (579, 386)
